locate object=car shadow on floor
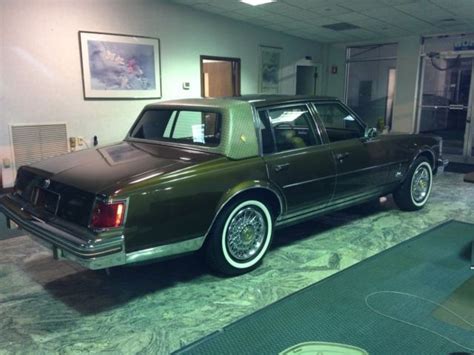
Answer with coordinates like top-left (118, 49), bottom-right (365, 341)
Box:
top-left (23, 251), bottom-right (209, 315)
top-left (21, 197), bottom-right (396, 316)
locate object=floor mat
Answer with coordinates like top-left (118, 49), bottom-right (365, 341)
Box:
top-left (176, 221), bottom-right (474, 355)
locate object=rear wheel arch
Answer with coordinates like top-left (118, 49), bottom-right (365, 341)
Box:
top-left (205, 185), bottom-right (283, 239)
top-left (415, 149), bottom-right (435, 169)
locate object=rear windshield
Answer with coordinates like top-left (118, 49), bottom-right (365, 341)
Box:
top-left (129, 109), bottom-right (222, 147)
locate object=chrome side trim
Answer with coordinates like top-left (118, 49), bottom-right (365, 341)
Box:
top-left (335, 160), bottom-right (407, 178)
top-left (61, 248), bottom-right (126, 270)
top-left (283, 174), bottom-right (336, 189)
top-left (282, 160), bottom-right (407, 190)
top-left (125, 236), bottom-right (206, 264)
top-left (276, 185), bottom-right (397, 226)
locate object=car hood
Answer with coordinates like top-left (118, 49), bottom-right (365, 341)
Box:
top-left (28, 141), bottom-right (221, 194)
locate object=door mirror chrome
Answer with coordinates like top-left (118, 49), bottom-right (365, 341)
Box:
top-left (365, 127), bottom-right (378, 139)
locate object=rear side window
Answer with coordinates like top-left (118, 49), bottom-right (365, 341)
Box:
top-left (130, 109), bottom-right (221, 146)
top-left (314, 103), bottom-right (365, 142)
top-left (258, 105), bottom-right (321, 154)
top-left (266, 105), bottom-right (320, 153)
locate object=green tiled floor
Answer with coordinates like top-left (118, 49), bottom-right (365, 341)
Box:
top-left (0, 172), bottom-right (473, 354)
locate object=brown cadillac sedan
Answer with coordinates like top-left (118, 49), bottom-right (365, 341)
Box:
top-left (0, 95), bottom-right (446, 275)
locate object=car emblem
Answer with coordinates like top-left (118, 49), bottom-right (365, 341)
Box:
top-left (42, 179), bottom-right (51, 189)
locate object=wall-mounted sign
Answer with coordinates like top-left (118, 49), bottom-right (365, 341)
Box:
top-left (454, 39), bottom-right (474, 51)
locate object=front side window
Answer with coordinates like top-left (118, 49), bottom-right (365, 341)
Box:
top-left (260, 105), bottom-right (320, 153)
top-left (130, 109), bottom-right (221, 147)
top-left (314, 103), bottom-right (365, 142)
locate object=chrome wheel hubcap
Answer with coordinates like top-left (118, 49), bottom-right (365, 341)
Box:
top-left (226, 207), bottom-right (266, 261)
top-left (411, 165), bottom-right (430, 203)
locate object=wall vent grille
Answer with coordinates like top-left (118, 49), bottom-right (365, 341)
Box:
top-left (11, 124), bottom-right (68, 170)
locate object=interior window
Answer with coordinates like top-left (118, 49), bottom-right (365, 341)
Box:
top-left (266, 105), bottom-right (320, 152)
top-left (130, 109), bottom-right (221, 146)
top-left (314, 103), bottom-right (365, 142)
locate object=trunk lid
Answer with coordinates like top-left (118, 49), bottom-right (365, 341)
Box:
top-left (14, 141), bottom-right (221, 227)
top-left (27, 141), bottom-right (221, 194)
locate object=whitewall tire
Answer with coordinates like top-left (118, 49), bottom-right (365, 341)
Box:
top-left (205, 199), bottom-right (274, 276)
top-left (393, 157), bottom-right (433, 211)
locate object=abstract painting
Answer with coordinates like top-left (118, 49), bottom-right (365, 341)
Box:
top-left (79, 32), bottom-right (161, 99)
top-left (259, 45), bottom-right (282, 94)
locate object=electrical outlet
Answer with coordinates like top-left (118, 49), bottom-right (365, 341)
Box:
top-left (2, 158), bottom-right (11, 169)
top-left (69, 137), bottom-right (76, 150)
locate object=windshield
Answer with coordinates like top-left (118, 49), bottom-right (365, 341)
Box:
top-left (129, 109), bottom-right (222, 147)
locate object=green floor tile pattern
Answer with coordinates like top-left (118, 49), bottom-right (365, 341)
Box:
top-left (0, 172), bottom-right (473, 354)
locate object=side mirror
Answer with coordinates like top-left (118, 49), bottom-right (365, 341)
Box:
top-left (365, 127), bottom-right (378, 139)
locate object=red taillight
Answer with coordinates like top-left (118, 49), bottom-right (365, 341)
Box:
top-left (91, 201), bottom-right (126, 229)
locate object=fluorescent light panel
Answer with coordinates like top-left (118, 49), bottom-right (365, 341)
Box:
top-left (240, 0), bottom-right (275, 6)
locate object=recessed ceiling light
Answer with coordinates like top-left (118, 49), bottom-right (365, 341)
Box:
top-left (240, 0), bottom-right (275, 6)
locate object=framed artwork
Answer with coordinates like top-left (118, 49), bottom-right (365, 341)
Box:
top-left (79, 31), bottom-right (161, 99)
top-left (258, 45), bottom-right (282, 94)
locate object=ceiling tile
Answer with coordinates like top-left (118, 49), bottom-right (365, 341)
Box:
top-left (260, 12), bottom-right (296, 23)
top-left (346, 29), bottom-right (379, 39)
top-left (169, 0), bottom-right (474, 44)
top-left (172, 0), bottom-right (206, 5)
top-left (207, 1), bottom-right (247, 12)
top-left (331, 13), bottom-right (372, 24)
top-left (191, 3), bottom-right (230, 14)
top-left (287, 0), bottom-right (355, 16)
top-left (378, 0), bottom-right (417, 4)
top-left (336, 0), bottom-right (388, 11)
top-left (261, 22), bottom-right (292, 32)
top-left (230, 7), bottom-right (270, 18)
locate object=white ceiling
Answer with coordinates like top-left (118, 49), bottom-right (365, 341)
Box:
top-left (168, 0), bottom-right (474, 43)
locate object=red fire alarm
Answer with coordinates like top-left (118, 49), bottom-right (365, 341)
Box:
top-left (331, 65), bottom-right (338, 74)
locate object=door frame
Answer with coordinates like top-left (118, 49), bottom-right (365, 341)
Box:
top-left (416, 52), bottom-right (474, 163)
top-left (294, 59), bottom-right (321, 96)
top-left (200, 55), bottom-right (241, 97)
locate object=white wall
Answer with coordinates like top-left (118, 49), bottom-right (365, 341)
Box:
top-left (0, 0), bottom-right (323, 187)
top-left (321, 43), bottom-right (346, 99)
top-left (390, 36), bottom-right (422, 133)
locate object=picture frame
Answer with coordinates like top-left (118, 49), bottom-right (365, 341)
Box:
top-left (79, 31), bottom-right (161, 99)
top-left (258, 45), bottom-right (282, 94)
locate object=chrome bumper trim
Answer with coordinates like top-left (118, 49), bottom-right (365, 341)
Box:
top-left (0, 195), bottom-right (125, 269)
top-left (437, 158), bottom-right (449, 174)
top-left (125, 236), bottom-right (206, 265)
top-left (0, 194), bottom-right (206, 270)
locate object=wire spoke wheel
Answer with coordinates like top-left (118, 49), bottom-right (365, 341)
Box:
top-left (394, 157), bottom-right (433, 211)
top-left (226, 206), bottom-right (267, 261)
top-left (206, 199), bottom-right (274, 275)
top-left (411, 164), bottom-right (431, 203)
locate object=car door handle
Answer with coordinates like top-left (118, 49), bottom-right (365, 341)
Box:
top-left (335, 152), bottom-right (350, 161)
top-left (274, 163), bottom-right (290, 172)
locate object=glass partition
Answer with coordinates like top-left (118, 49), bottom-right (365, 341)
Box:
top-left (345, 43), bottom-right (398, 130)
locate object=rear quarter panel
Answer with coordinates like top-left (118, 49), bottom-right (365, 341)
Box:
top-left (115, 157), bottom-right (270, 252)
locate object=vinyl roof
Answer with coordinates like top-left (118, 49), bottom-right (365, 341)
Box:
top-left (146, 95), bottom-right (339, 110)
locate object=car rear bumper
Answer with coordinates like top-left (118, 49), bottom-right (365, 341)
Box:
top-left (0, 194), bottom-right (206, 270)
top-left (0, 194), bottom-right (126, 270)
